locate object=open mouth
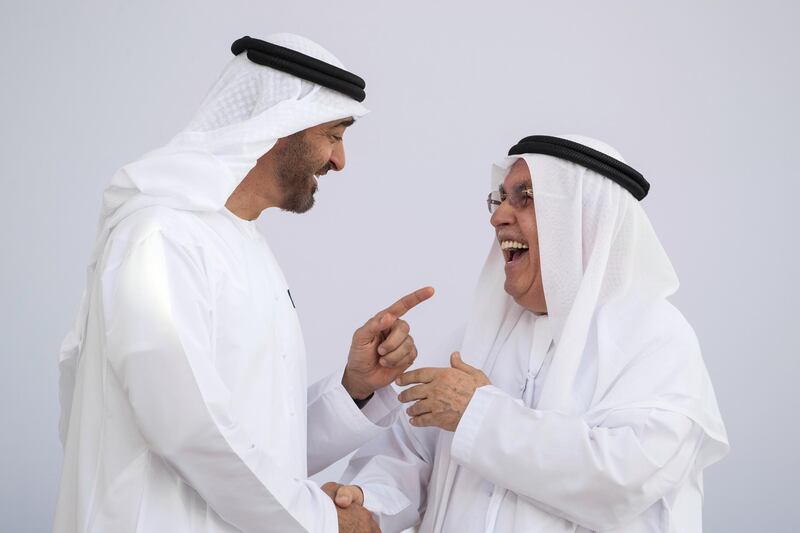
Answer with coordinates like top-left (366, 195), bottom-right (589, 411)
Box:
top-left (311, 172), bottom-right (323, 192)
top-left (500, 240), bottom-right (529, 264)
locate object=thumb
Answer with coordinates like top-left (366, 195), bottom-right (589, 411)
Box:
top-left (450, 351), bottom-right (480, 375)
top-left (335, 485), bottom-right (364, 508)
top-left (355, 313), bottom-right (397, 344)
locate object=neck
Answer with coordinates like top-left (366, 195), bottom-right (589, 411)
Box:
top-left (225, 185), bottom-right (273, 221)
top-left (225, 156), bottom-right (281, 221)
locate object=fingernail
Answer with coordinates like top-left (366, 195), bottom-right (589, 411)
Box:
top-left (379, 358), bottom-right (388, 367)
top-left (378, 347), bottom-right (386, 355)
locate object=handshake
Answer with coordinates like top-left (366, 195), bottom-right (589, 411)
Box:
top-left (322, 482), bottom-right (378, 533)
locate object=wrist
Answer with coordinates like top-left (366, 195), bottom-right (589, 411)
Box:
top-left (342, 370), bottom-right (373, 400)
top-left (353, 392), bottom-right (374, 409)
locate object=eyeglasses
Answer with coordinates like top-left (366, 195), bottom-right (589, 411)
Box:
top-left (486, 187), bottom-right (534, 214)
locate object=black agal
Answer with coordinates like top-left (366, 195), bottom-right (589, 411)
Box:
top-left (508, 135), bottom-right (650, 200)
top-left (231, 36), bottom-right (366, 102)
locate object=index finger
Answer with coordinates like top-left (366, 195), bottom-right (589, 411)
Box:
top-left (382, 286), bottom-right (435, 318)
top-left (396, 366), bottom-right (439, 386)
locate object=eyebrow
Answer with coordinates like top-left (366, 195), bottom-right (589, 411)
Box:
top-left (332, 118), bottom-right (356, 129)
top-left (499, 181), bottom-right (532, 193)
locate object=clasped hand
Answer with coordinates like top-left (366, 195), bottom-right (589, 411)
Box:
top-left (322, 482), bottom-right (379, 533)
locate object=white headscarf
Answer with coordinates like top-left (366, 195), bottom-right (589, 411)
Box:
top-left (58, 33), bottom-right (368, 444)
top-left (461, 134), bottom-right (728, 469)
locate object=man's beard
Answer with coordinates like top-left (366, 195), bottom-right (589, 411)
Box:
top-left (274, 131), bottom-right (331, 214)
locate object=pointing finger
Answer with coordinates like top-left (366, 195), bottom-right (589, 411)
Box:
top-left (382, 286), bottom-right (435, 319)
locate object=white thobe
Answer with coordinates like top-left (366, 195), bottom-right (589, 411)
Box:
top-left (55, 206), bottom-right (397, 533)
top-left (343, 314), bottom-right (705, 532)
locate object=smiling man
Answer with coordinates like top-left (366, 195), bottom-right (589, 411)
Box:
top-left (329, 135), bottom-right (729, 532)
top-left (226, 116), bottom-right (356, 218)
top-left (55, 34), bottom-right (433, 533)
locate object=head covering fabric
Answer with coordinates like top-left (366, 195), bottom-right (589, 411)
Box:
top-left (58, 33), bottom-right (368, 443)
top-left (231, 36), bottom-right (367, 102)
top-left (461, 134), bottom-right (728, 471)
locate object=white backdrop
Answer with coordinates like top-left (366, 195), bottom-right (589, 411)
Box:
top-left (1, 1), bottom-right (798, 531)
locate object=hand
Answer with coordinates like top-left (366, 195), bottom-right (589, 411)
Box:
top-left (396, 352), bottom-right (490, 431)
top-left (342, 287), bottom-right (435, 400)
top-left (322, 482), bottom-right (379, 533)
top-left (321, 481), bottom-right (365, 508)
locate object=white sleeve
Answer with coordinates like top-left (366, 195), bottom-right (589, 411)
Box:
top-left (450, 385), bottom-right (703, 531)
top-left (307, 371), bottom-right (401, 475)
top-left (103, 229), bottom-right (337, 533)
top-left (336, 327), bottom-right (464, 532)
top-left (340, 414), bottom-right (438, 533)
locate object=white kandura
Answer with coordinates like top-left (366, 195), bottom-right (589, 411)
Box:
top-left (341, 136), bottom-right (728, 533)
top-left (54, 33), bottom-right (397, 533)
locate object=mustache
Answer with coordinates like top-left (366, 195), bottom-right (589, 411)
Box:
top-left (316, 163), bottom-right (332, 176)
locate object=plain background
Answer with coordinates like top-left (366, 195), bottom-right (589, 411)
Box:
top-left (1, 1), bottom-right (798, 531)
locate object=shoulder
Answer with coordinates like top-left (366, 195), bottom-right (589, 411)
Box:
top-left (108, 206), bottom-right (209, 249)
top-left (603, 297), bottom-right (698, 351)
top-left (100, 207), bottom-right (229, 282)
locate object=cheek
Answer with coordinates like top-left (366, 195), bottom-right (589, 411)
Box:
top-left (521, 217), bottom-right (541, 266)
top-left (524, 238), bottom-right (543, 285)
top-left (313, 147), bottom-right (331, 167)
top-left (530, 249), bottom-right (543, 284)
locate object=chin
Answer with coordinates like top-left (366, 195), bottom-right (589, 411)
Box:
top-left (281, 193), bottom-right (315, 214)
top-left (297, 196), bottom-right (315, 213)
top-left (516, 297), bottom-right (547, 315)
top-left (504, 282), bottom-right (525, 305)
top-left (505, 284), bottom-right (547, 314)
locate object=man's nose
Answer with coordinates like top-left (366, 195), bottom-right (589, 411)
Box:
top-left (490, 199), bottom-right (515, 228)
top-left (329, 142), bottom-right (346, 171)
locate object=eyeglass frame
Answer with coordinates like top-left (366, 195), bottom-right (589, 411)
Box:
top-left (486, 186), bottom-right (534, 214)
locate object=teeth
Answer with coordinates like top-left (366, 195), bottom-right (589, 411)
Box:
top-left (500, 240), bottom-right (529, 251)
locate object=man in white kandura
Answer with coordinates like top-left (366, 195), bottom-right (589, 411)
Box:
top-left (328, 135), bottom-right (729, 532)
top-left (55, 34), bottom-right (433, 533)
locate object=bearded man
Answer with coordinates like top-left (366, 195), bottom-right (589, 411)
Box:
top-left (55, 34), bottom-right (433, 533)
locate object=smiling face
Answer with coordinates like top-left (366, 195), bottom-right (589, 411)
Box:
top-left (271, 117), bottom-right (353, 213)
top-left (490, 159), bottom-right (547, 314)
